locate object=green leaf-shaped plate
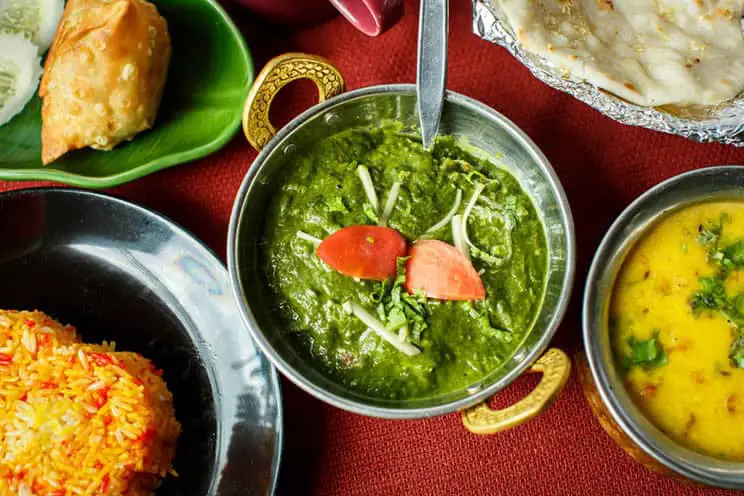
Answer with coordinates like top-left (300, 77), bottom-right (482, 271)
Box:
top-left (0, 0), bottom-right (253, 188)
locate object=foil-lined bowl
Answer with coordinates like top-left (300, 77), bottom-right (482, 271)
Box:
top-left (473, 0), bottom-right (744, 146)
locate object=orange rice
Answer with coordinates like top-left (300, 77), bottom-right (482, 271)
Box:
top-left (0, 311), bottom-right (181, 496)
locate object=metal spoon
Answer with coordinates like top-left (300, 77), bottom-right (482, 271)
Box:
top-left (417, 0), bottom-right (449, 150)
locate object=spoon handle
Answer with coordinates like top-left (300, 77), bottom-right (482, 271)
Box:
top-left (417, 0), bottom-right (449, 151)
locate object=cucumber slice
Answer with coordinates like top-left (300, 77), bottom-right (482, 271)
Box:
top-left (0, 33), bottom-right (41, 127)
top-left (0, 0), bottom-right (65, 53)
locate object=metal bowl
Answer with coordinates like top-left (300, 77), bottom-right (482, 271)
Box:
top-left (0, 188), bottom-right (283, 495)
top-left (228, 54), bottom-right (575, 425)
top-left (583, 166), bottom-right (744, 489)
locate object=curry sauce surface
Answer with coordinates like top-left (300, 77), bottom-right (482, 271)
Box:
top-left (611, 202), bottom-right (744, 460)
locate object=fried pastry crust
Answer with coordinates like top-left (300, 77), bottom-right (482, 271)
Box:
top-left (40, 0), bottom-right (171, 165)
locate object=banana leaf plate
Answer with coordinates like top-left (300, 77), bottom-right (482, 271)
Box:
top-left (0, 0), bottom-right (253, 188)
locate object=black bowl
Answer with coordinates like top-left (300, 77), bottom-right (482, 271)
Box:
top-left (0, 188), bottom-right (282, 495)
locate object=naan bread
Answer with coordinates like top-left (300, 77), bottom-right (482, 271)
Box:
top-left (496, 0), bottom-right (744, 106)
top-left (39, 0), bottom-right (171, 165)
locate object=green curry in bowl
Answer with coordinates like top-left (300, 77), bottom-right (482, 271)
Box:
top-left (261, 124), bottom-right (547, 399)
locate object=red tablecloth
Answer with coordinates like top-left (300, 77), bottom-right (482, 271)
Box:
top-left (2, 1), bottom-right (743, 494)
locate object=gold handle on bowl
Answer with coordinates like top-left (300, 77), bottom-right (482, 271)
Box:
top-left (462, 348), bottom-right (571, 435)
top-left (242, 53), bottom-right (346, 151)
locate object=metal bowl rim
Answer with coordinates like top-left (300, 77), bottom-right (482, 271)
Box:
top-left (228, 83), bottom-right (576, 419)
top-left (0, 186), bottom-right (285, 495)
top-left (582, 165), bottom-right (744, 489)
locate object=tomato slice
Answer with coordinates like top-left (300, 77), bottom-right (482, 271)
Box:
top-left (404, 240), bottom-right (486, 301)
top-left (316, 225), bottom-right (408, 280)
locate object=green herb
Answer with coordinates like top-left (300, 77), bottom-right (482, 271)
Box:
top-left (690, 276), bottom-right (728, 314)
top-left (458, 301), bottom-right (513, 343)
top-left (690, 215), bottom-right (744, 368)
top-left (369, 257), bottom-right (429, 344)
top-left (690, 274), bottom-right (744, 367)
top-left (370, 281), bottom-right (388, 303)
top-left (394, 256), bottom-right (408, 283)
top-left (471, 245), bottom-right (505, 266)
top-left (733, 293), bottom-right (744, 317)
top-left (697, 220), bottom-right (722, 249)
top-left (697, 213), bottom-right (729, 250)
top-left (326, 196), bottom-right (348, 213)
top-left (386, 307), bottom-right (407, 331)
top-left (464, 169), bottom-right (488, 184)
top-left (722, 240), bottom-right (744, 269)
top-left (731, 334), bottom-right (744, 368)
top-left (623, 333), bottom-right (668, 371)
top-left (363, 202), bottom-right (379, 223)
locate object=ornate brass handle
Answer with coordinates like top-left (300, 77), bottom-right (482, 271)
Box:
top-left (242, 53), bottom-right (346, 151)
top-left (462, 348), bottom-right (571, 435)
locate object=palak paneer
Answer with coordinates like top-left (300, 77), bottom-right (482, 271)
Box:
top-left (260, 125), bottom-right (548, 400)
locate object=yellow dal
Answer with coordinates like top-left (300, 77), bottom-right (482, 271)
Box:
top-left (610, 201), bottom-right (744, 461)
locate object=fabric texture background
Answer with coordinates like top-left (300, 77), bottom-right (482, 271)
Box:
top-left (2, 0), bottom-right (743, 494)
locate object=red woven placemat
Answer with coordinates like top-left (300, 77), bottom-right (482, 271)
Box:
top-left (2, 1), bottom-right (742, 494)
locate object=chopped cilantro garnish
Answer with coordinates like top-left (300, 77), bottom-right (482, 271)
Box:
top-left (731, 334), bottom-right (744, 369)
top-left (370, 257), bottom-right (429, 344)
top-left (722, 240), bottom-right (744, 269)
top-left (326, 196), bottom-right (348, 213)
top-left (363, 202), bottom-right (379, 223)
top-left (690, 216), bottom-right (744, 368)
top-left (386, 307), bottom-right (407, 331)
top-left (697, 220), bottom-right (722, 249)
top-left (690, 276), bottom-right (728, 314)
top-left (623, 333), bottom-right (668, 371)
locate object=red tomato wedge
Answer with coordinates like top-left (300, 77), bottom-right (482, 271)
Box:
top-left (316, 225), bottom-right (408, 280)
top-left (404, 240), bottom-right (486, 301)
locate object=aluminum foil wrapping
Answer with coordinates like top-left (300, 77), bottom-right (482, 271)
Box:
top-left (473, 0), bottom-right (744, 146)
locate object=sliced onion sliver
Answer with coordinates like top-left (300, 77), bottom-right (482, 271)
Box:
top-left (349, 302), bottom-right (420, 356)
top-left (460, 182), bottom-right (485, 261)
top-left (451, 214), bottom-right (469, 260)
top-left (461, 181), bottom-right (512, 267)
top-left (296, 231), bottom-right (322, 247)
top-left (378, 181), bottom-right (401, 227)
top-left (424, 189), bottom-right (462, 235)
top-left (357, 165), bottom-right (380, 214)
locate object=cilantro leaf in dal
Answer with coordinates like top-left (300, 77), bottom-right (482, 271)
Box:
top-left (690, 276), bottom-right (728, 314)
top-left (624, 333), bottom-right (668, 371)
top-left (731, 334), bottom-right (744, 369)
top-left (690, 218), bottom-right (744, 368)
top-left (723, 240), bottom-right (744, 269)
